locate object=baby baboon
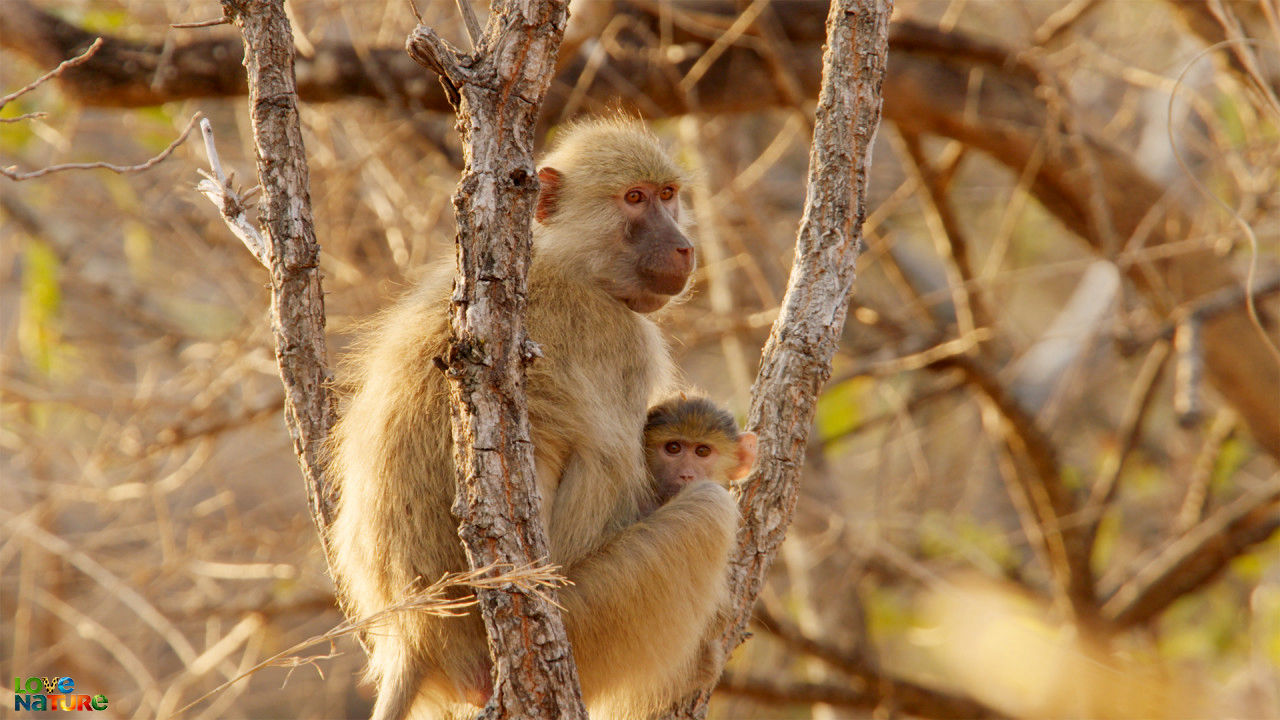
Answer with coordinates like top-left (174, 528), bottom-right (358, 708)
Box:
top-left (643, 395), bottom-right (757, 513)
top-left (328, 118), bottom-right (739, 720)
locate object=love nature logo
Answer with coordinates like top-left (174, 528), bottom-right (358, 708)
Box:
top-left (13, 676), bottom-right (108, 712)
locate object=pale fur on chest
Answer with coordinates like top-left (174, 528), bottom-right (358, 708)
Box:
top-left (525, 268), bottom-right (673, 561)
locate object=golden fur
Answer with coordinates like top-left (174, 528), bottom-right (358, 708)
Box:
top-left (327, 119), bottom-right (738, 720)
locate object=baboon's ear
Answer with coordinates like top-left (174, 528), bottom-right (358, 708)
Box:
top-left (731, 432), bottom-right (758, 481)
top-left (536, 167), bottom-right (562, 223)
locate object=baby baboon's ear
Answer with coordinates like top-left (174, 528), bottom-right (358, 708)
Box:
top-left (732, 432), bottom-right (758, 481)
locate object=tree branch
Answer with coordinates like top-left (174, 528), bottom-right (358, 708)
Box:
top-left (1081, 341), bottom-right (1172, 553)
top-left (3, 112), bottom-right (201, 180)
top-left (1102, 478), bottom-right (1280, 628)
top-left (753, 610), bottom-right (1006, 719)
top-left (717, 673), bottom-right (1006, 720)
top-left (0, 36), bottom-right (101, 109)
top-left (939, 354), bottom-right (1096, 619)
top-left (404, 2), bottom-right (587, 718)
top-left (204, 0), bottom-right (338, 561)
top-left (666, 0), bottom-right (892, 717)
top-left (196, 118), bottom-right (269, 266)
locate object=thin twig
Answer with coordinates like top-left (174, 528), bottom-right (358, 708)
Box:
top-left (1033, 0), bottom-right (1102, 46)
top-left (171, 562), bottom-right (568, 717)
top-left (896, 131), bottom-right (989, 332)
top-left (0, 112), bottom-right (48, 123)
top-left (1174, 410), bottom-right (1237, 532)
top-left (406, 0), bottom-right (424, 24)
top-left (3, 111), bottom-right (202, 181)
top-left (3, 509), bottom-right (201, 667)
top-left (455, 0), bottom-right (484, 49)
top-left (171, 17), bottom-right (230, 29)
top-left (753, 608), bottom-right (874, 679)
top-left (943, 354), bottom-right (1096, 618)
top-left (944, 356), bottom-right (1067, 513)
top-left (717, 672), bottom-right (1006, 719)
top-left (200, 116), bottom-right (228, 186)
top-left (1137, 273), bottom-right (1280, 344)
top-left (833, 328), bottom-right (993, 381)
top-left (677, 0), bottom-right (770, 94)
top-left (0, 37), bottom-right (103, 110)
top-left (31, 587), bottom-right (162, 716)
top-left (1206, 0), bottom-right (1280, 115)
top-left (1167, 38), bottom-right (1280, 365)
top-left (820, 378), bottom-right (965, 447)
top-left (1081, 340), bottom-right (1172, 552)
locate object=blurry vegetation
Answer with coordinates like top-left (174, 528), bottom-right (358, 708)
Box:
top-left (2, 0), bottom-right (1278, 718)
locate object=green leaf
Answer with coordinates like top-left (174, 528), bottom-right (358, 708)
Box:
top-left (18, 239), bottom-right (64, 375)
top-left (1211, 437), bottom-right (1248, 492)
top-left (816, 376), bottom-right (867, 442)
top-left (0, 100), bottom-right (39, 153)
top-left (79, 8), bottom-right (129, 32)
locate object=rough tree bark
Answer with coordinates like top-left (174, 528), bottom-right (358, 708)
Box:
top-left (198, 2), bottom-right (585, 715)
top-left (403, 3), bottom-right (588, 720)
top-left (209, 0), bottom-right (337, 560)
top-left (668, 0), bottom-right (893, 717)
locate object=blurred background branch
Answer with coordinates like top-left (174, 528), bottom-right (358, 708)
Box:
top-left (2, 0), bottom-right (1277, 717)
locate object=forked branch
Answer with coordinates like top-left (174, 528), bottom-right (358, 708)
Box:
top-left (193, 0), bottom-right (338, 566)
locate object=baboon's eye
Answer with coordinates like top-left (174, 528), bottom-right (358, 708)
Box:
top-left (659, 186), bottom-right (676, 201)
top-left (695, 445), bottom-right (712, 458)
top-left (625, 189), bottom-right (645, 204)
top-left (664, 441), bottom-right (682, 455)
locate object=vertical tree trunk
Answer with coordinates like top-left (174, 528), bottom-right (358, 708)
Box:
top-left (222, 0), bottom-right (337, 562)
top-left (405, 3), bottom-right (588, 719)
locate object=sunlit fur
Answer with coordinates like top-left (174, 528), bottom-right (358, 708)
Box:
top-left (327, 118), bottom-right (737, 720)
top-left (536, 118), bottom-right (693, 313)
